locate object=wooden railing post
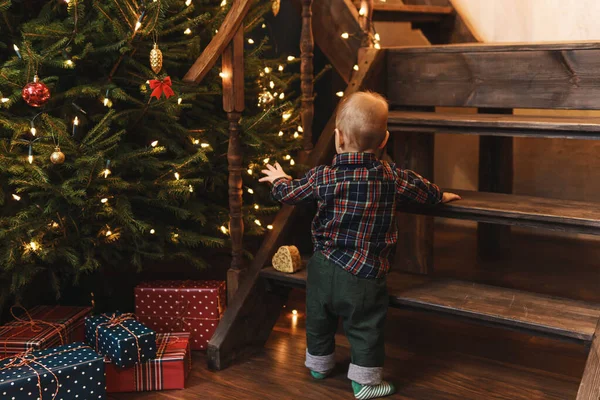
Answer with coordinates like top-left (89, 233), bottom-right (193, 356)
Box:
top-left (223, 23), bottom-right (246, 303)
top-left (358, 0), bottom-right (374, 47)
top-left (299, 0), bottom-right (314, 162)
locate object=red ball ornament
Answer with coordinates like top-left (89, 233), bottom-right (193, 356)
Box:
top-left (22, 75), bottom-right (51, 107)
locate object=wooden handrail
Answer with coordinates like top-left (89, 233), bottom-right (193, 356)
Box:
top-left (183, 0), bottom-right (252, 84)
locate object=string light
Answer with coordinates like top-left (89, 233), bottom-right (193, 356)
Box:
top-left (247, 38), bottom-right (255, 44)
top-left (185, 0), bottom-right (192, 5)
top-left (193, 139), bottom-right (200, 145)
top-left (28, 145), bottom-right (33, 164)
top-left (279, 93), bottom-right (284, 100)
top-left (189, 185), bottom-right (194, 193)
top-left (150, 229), bottom-right (155, 234)
top-left (293, 132), bottom-right (299, 139)
top-left (254, 219), bottom-right (261, 226)
top-left (263, 158), bottom-right (270, 164)
top-left (220, 226), bottom-right (228, 234)
top-left (105, 230), bottom-right (112, 237)
top-left (292, 309), bottom-right (298, 315)
top-left (267, 225), bottom-right (273, 230)
top-left (135, 21), bottom-right (142, 32)
top-left (269, 81), bottom-right (275, 89)
top-left (287, 56), bottom-right (295, 61)
top-left (341, 32), bottom-right (349, 39)
top-left (284, 155), bottom-right (291, 160)
top-left (200, 143), bottom-right (210, 148)
top-left (65, 59), bottom-right (74, 67)
top-left (353, 64), bottom-right (359, 71)
top-left (174, 172), bottom-right (180, 180)
top-left (13, 44), bottom-right (21, 59)
top-left (247, 188), bottom-right (254, 194)
top-left (64, 0), bottom-right (71, 3)
top-left (278, 65), bottom-right (284, 71)
top-left (374, 43), bottom-right (381, 49)
top-left (219, 71), bottom-right (230, 79)
top-left (254, 204), bottom-right (259, 210)
top-left (215, 30), bottom-right (218, 33)
top-left (30, 121), bottom-right (36, 136)
top-left (12, 194), bottom-right (21, 201)
top-left (103, 160), bottom-right (111, 178)
top-left (151, 140), bottom-right (158, 147)
top-left (184, 28), bottom-right (192, 35)
top-left (278, 131), bottom-right (284, 137)
top-left (336, 91), bottom-right (344, 97)
top-left (298, 126), bottom-right (304, 132)
top-left (247, 168), bottom-right (253, 175)
top-left (290, 159), bottom-right (296, 166)
top-left (101, 198), bottom-right (108, 204)
top-left (178, 97), bottom-right (183, 105)
top-left (220, 0), bottom-right (227, 6)
top-left (29, 241), bottom-right (39, 251)
top-left (282, 112), bottom-right (291, 121)
top-left (72, 116), bottom-right (79, 136)
top-left (1, 98), bottom-right (9, 103)
top-left (264, 67), bottom-right (271, 74)
top-left (359, 5), bottom-right (367, 16)
top-left (374, 33), bottom-right (381, 41)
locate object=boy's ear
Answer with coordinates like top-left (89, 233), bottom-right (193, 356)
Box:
top-left (378, 130), bottom-right (390, 149)
top-left (335, 128), bottom-right (344, 146)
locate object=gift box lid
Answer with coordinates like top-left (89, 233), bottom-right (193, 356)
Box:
top-left (0, 305), bottom-right (91, 350)
top-left (0, 342), bottom-right (103, 385)
top-left (135, 280), bottom-right (226, 320)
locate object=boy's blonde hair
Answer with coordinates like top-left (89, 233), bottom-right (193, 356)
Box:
top-left (335, 91), bottom-right (389, 151)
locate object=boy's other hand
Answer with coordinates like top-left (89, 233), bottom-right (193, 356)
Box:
top-left (442, 192), bottom-right (462, 203)
top-left (259, 162), bottom-right (293, 184)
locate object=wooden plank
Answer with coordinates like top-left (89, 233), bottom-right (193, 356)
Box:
top-left (388, 111), bottom-right (600, 139)
top-left (576, 319), bottom-right (600, 399)
top-left (387, 44), bottom-right (600, 109)
top-left (183, 0), bottom-right (251, 84)
top-left (477, 109), bottom-right (513, 260)
top-left (401, 189), bottom-right (600, 235)
top-left (392, 107), bottom-right (435, 275)
top-left (370, 3), bottom-right (454, 23)
top-left (260, 267), bottom-right (600, 341)
top-left (206, 48), bottom-right (386, 371)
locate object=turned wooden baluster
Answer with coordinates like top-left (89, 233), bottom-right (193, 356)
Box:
top-left (358, 0), bottom-right (374, 47)
top-left (300, 0), bottom-right (314, 162)
top-left (223, 24), bottom-right (245, 278)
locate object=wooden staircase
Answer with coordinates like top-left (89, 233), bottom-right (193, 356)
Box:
top-left (195, 1), bottom-right (600, 399)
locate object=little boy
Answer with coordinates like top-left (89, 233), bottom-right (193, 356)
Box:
top-left (260, 91), bottom-right (460, 399)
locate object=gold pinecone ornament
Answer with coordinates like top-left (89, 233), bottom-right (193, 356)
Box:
top-left (50, 146), bottom-right (65, 165)
top-left (150, 43), bottom-right (163, 74)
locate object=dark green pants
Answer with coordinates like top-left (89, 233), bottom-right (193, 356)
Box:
top-left (305, 252), bottom-right (388, 384)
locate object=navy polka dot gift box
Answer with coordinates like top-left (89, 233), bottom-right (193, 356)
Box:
top-left (85, 313), bottom-right (156, 368)
top-left (0, 342), bottom-right (106, 400)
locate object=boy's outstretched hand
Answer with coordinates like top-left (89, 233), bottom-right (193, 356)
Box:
top-left (259, 162), bottom-right (292, 184)
top-left (442, 192), bottom-right (462, 203)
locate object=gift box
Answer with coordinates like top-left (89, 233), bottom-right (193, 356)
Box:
top-left (105, 332), bottom-right (191, 392)
top-left (135, 280), bottom-right (226, 350)
top-left (0, 305), bottom-right (91, 357)
top-left (85, 313), bottom-right (157, 368)
top-left (0, 342), bottom-right (106, 400)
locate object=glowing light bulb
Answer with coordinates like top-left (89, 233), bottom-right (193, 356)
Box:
top-left (189, 185), bottom-right (194, 193)
top-left (28, 155), bottom-right (33, 164)
top-left (341, 32), bottom-right (349, 39)
top-left (287, 56), bottom-right (295, 61)
top-left (278, 65), bottom-right (284, 71)
top-left (29, 241), bottom-right (38, 251)
top-left (73, 116), bottom-right (79, 126)
top-left (178, 97), bottom-right (182, 105)
top-left (184, 28), bottom-right (192, 35)
top-left (374, 43), bottom-right (381, 49)
top-left (264, 67), bottom-right (271, 74)
top-left (254, 219), bottom-right (261, 226)
top-left (359, 6), bottom-right (367, 16)
top-left (151, 140), bottom-right (158, 147)
top-left (150, 229), bottom-right (155, 234)
top-left (269, 81), bottom-right (275, 89)
top-left (247, 38), bottom-right (255, 44)
top-left (284, 155), bottom-right (291, 160)
top-left (1, 98), bottom-right (9, 103)
top-left (279, 93), bottom-right (284, 100)
top-left (65, 59), bottom-right (73, 66)
top-left (105, 230), bottom-right (112, 236)
top-left (12, 194), bottom-right (20, 201)
top-left (103, 98), bottom-right (109, 107)
top-left (292, 309), bottom-right (298, 315)
top-left (101, 198), bottom-right (108, 204)
top-left (30, 127), bottom-right (36, 136)
top-left (219, 71), bottom-right (230, 79)
top-left (220, 226), bottom-right (228, 234)
top-left (247, 168), bottom-right (253, 175)
top-left (103, 169), bottom-right (111, 178)
top-left (174, 172), bottom-right (180, 180)
top-left (267, 225), bottom-right (273, 230)
top-left (220, 0), bottom-right (226, 6)
top-left (254, 204), bottom-right (259, 210)
top-left (193, 139), bottom-right (200, 145)
top-left (282, 112), bottom-right (291, 121)
top-left (135, 21), bottom-right (142, 32)
top-left (247, 188), bottom-right (254, 194)
top-left (263, 158), bottom-right (270, 164)
top-left (298, 125), bottom-right (303, 132)
top-left (290, 159), bottom-right (295, 166)
top-left (336, 91), bottom-right (344, 97)
top-left (64, 0), bottom-right (71, 3)
top-left (13, 44), bottom-right (19, 52)
top-left (374, 33), bottom-right (381, 41)
top-left (185, 0), bottom-right (192, 5)
top-left (353, 64), bottom-right (359, 71)
top-left (293, 132), bottom-right (299, 139)
top-left (278, 131), bottom-right (284, 137)
top-left (200, 143), bottom-right (209, 148)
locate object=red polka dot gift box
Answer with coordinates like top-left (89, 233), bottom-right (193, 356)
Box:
top-left (0, 305), bottom-right (92, 358)
top-left (134, 281), bottom-right (226, 350)
top-left (105, 332), bottom-right (192, 393)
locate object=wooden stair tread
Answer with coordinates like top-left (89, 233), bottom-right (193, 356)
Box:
top-left (352, 2), bottom-right (452, 22)
top-left (260, 267), bottom-right (600, 341)
top-left (402, 190), bottom-right (600, 235)
top-left (388, 111), bottom-right (600, 139)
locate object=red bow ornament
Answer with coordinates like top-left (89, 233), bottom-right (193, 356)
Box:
top-left (149, 76), bottom-right (175, 99)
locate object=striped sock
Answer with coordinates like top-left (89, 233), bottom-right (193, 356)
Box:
top-left (352, 381), bottom-right (396, 399)
top-left (310, 370), bottom-right (332, 379)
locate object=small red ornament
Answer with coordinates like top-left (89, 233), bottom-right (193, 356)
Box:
top-left (22, 75), bottom-right (51, 107)
top-left (149, 76), bottom-right (175, 100)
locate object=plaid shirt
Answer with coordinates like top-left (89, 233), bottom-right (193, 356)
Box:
top-left (271, 152), bottom-right (442, 278)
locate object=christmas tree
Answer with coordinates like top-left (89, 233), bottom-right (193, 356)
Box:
top-left (0, 0), bottom-right (305, 309)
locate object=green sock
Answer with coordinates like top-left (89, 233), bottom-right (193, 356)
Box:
top-left (310, 370), bottom-right (331, 379)
top-left (352, 381), bottom-right (396, 399)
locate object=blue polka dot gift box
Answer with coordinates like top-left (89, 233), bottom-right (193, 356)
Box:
top-left (85, 313), bottom-right (156, 368)
top-left (0, 342), bottom-right (106, 400)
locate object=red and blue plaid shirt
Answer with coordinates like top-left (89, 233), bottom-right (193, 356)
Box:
top-left (271, 152), bottom-right (443, 278)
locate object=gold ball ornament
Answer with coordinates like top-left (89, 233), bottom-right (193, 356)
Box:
top-left (150, 43), bottom-right (163, 74)
top-left (50, 147), bottom-right (65, 165)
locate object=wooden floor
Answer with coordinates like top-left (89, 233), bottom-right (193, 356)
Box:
top-left (110, 225), bottom-right (597, 399)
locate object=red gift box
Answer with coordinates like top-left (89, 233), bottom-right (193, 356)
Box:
top-left (135, 280), bottom-right (226, 350)
top-left (106, 332), bottom-right (192, 392)
top-left (0, 305), bottom-right (91, 357)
